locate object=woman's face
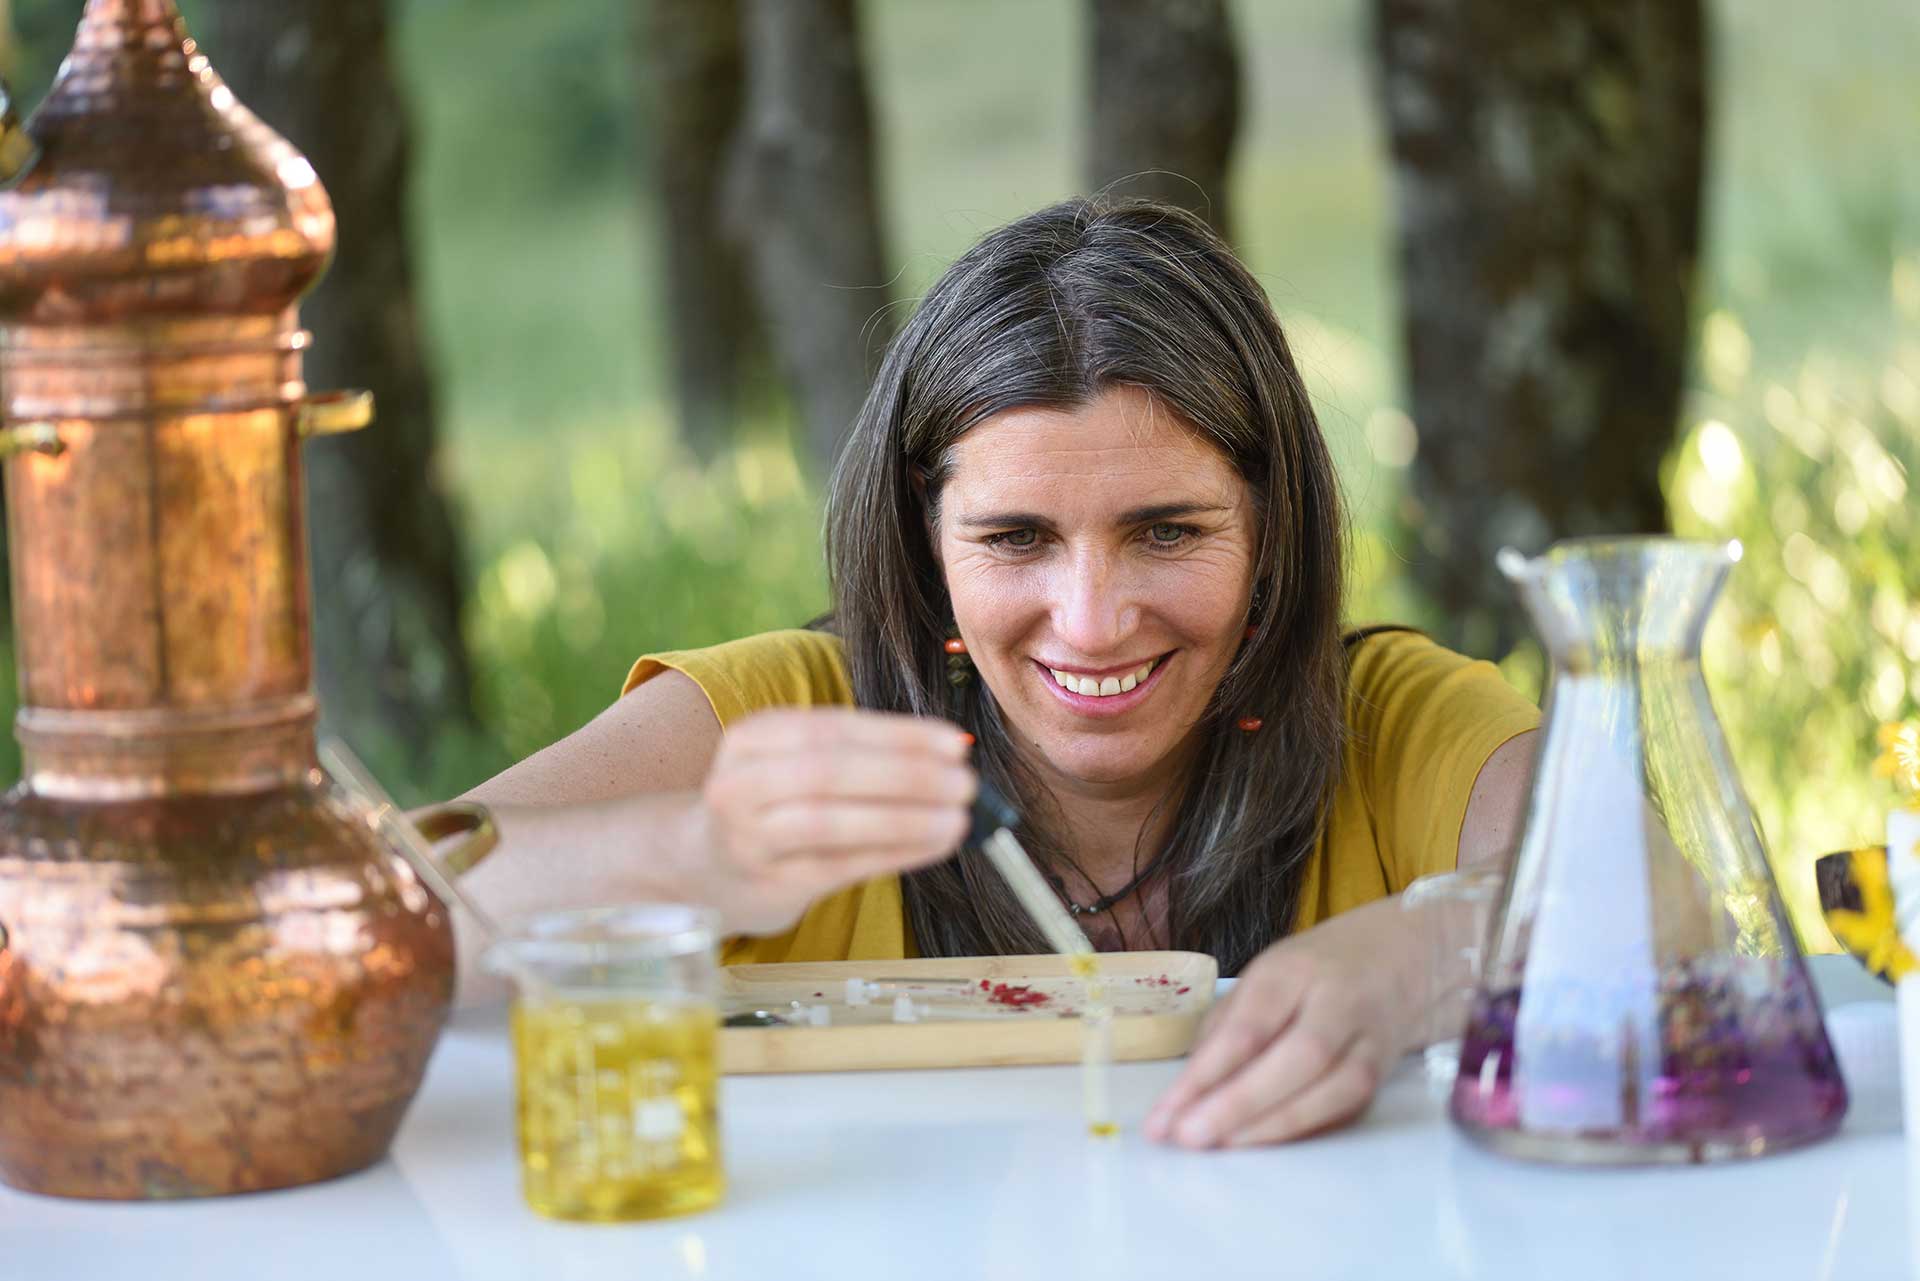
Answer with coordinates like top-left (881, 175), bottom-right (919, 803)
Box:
top-left (934, 385), bottom-right (1258, 793)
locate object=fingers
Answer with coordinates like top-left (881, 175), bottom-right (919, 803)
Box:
top-left (1193, 987), bottom-right (1236, 1042)
top-left (728, 708), bottom-right (973, 763)
top-left (1222, 1045), bottom-right (1381, 1147)
top-left (1145, 943), bottom-right (1392, 1150)
top-left (712, 710), bottom-right (976, 824)
top-left (720, 752), bottom-right (978, 810)
top-left (772, 840), bottom-right (964, 894)
top-left (755, 799), bottom-right (970, 859)
top-left (1144, 965), bottom-right (1307, 1141)
top-left (698, 709), bottom-right (981, 931)
top-left (1163, 1009), bottom-right (1368, 1148)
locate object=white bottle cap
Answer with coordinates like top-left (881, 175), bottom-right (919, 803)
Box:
top-left (1889, 809), bottom-right (1920, 951)
top-left (1884, 808), bottom-right (1920, 1144)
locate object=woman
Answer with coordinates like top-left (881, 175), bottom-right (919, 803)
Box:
top-left (463, 197), bottom-right (1540, 1149)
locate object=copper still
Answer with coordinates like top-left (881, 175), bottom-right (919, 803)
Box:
top-left (0, 0), bottom-right (493, 1199)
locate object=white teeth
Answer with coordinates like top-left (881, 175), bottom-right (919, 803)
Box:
top-left (1050, 657), bottom-right (1160, 698)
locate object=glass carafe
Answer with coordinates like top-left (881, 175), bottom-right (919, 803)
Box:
top-left (1450, 537), bottom-right (1847, 1164)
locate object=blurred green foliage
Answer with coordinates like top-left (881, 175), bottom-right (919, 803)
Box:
top-left (459, 412), bottom-right (827, 764)
top-left (0, 1), bottom-right (1916, 949)
top-left (1667, 266), bottom-right (1920, 949)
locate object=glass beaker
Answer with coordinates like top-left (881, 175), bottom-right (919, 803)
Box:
top-left (1451, 538), bottom-right (1847, 1164)
top-left (1402, 866), bottom-right (1507, 1092)
top-left (487, 904), bottom-right (725, 1221)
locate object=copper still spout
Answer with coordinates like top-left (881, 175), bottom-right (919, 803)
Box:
top-left (0, 0), bottom-right (492, 1199)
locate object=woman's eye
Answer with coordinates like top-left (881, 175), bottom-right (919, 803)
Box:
top-left (1147, 523), bottom-right (1191, 546)
top-left (988, 528), bottom-right (1039, 549)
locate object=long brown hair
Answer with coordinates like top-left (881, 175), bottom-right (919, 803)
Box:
top-left (824, 198), bottom-right (1346, 976)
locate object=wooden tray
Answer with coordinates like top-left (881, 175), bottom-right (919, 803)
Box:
top-left (719, 950), bottom-right (1217, 1074)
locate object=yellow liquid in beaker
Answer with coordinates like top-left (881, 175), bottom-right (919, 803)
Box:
top-left (511, 997), bottom-right (724, 1222)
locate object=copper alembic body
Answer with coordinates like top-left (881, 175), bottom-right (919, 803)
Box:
top-left (0, 0), bottom-right (494, 1198)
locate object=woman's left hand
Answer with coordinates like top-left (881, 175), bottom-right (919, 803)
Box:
top-left (1145, 733), bottom-right (1536, 1149)
top-left (1142, 900), bottom-right (1414, 1148)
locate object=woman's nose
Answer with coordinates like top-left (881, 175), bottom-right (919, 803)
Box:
top-left (1052, 553), bottom-right (1140, 655)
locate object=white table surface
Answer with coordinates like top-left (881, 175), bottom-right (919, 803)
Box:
top-left (1, 955), bottom-right (1907, 1281)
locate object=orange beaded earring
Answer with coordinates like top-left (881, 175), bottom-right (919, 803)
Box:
top-left (944, 627), bottom-right (973, 687)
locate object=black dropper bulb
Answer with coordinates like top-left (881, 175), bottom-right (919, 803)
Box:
top-left (969, 778), bottom-right (1021, 848)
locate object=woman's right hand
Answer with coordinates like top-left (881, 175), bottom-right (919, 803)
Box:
top-left (692, 708), bottom-right (977, 935)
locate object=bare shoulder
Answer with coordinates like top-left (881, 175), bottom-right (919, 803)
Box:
top-left (1458, 730), bottom-right (1538, 873)
top-left (465, 668), bottom-right (723, 806)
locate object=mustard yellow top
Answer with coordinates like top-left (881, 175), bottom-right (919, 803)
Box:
top-left (624, 629), bottom-right (1539, 966)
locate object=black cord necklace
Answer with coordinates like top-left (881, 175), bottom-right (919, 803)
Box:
top-left (1043, 855), bottom-right (1167, 917)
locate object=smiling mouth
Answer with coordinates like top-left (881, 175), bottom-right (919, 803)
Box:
top-left (1044, 656), bottom-right (1164, 699)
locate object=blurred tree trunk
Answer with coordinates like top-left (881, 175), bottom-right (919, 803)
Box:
top-left (637, 0), bottom-right (764, 461)
top-left (196, 0), bottom-right (481, 760)
top-left (0, 0), bottom-right (17, 625)
top-left (1374, 0), bottom-right (1706, 657)
top-left (1085, 0), bottom-right (1241, 239)
top-left (726, 0), bottom-right (892, 473)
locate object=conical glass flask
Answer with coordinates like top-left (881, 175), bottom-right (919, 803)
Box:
top-left (1450, 537), bottom-right (1847, 1164)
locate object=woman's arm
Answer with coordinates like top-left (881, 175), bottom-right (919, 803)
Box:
top-left (467, 670), bottom-right (724, 807)
top-left (1454, 730), bottom-right (1538, 874)
top-left (1143, 730), bottom-right (1539, 1148)
top-left (448, 670), bottom-right (975, 1003)
top-left (447, 672), bottom-right (721, 1002)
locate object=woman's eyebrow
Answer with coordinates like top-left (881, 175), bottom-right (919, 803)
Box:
top-left (953, 510), bottom-right (1056, 529)
top-left (953, 501), bottom-right (1231, 529)
top-left (1115, 501), bottom-right (1232, 525)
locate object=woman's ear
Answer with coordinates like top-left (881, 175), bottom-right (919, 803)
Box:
top-left (911, 465), bottom-right (943, 568)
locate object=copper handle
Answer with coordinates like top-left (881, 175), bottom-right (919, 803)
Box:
top-left (297, 389), bottom-right (374, 437)
top-left (0, 77), bottom-right (36, 187)
top-left (409, 800), bottom-right (498, 878)
top-left (0, 421), bottom-right (65, 460)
